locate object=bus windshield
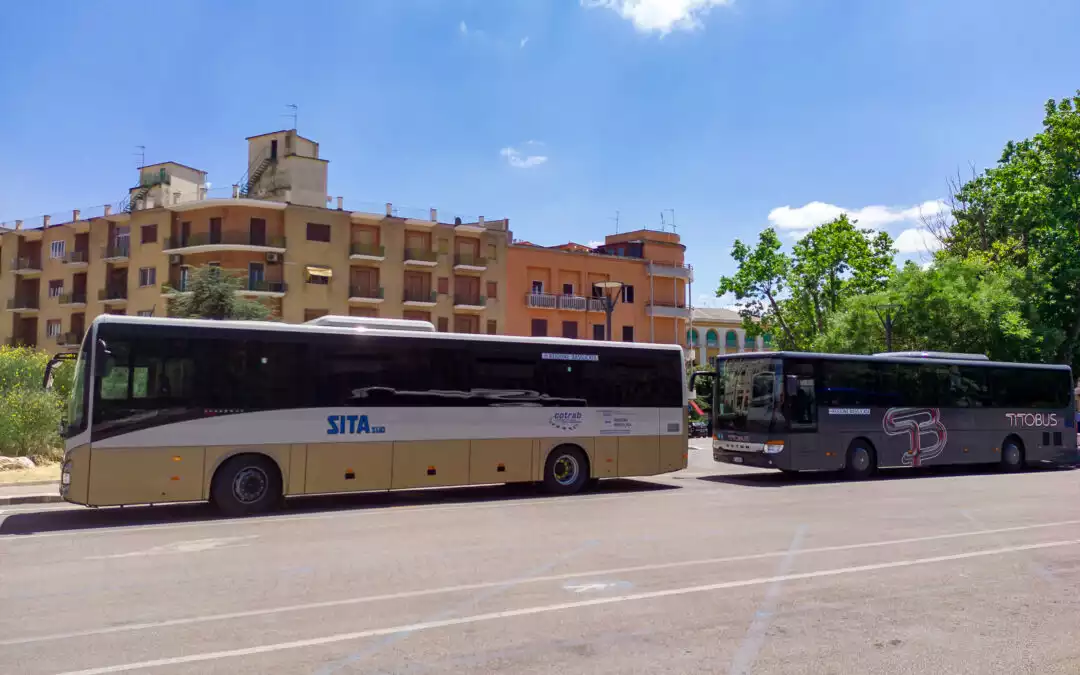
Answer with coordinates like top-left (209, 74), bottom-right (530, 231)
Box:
top-left (714, 357), bottom-right (781, 433)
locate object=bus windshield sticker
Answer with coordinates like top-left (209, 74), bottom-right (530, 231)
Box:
top-left (542, 353), bottom-right (599, 362)
top-left (827, 408), bottom-right (871, 416)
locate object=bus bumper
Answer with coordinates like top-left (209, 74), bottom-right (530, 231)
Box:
top-left (713, 449), bottom-right (789, 470)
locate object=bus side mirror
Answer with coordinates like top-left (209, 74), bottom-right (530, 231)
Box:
top-left (785, 375), bottom-right (799, 397)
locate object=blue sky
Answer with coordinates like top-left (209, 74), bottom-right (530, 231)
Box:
top-left (2, 0), bottom-right (1079, 307)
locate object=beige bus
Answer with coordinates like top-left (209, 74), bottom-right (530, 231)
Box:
top-left (54, 315), bottom-right (688, 515)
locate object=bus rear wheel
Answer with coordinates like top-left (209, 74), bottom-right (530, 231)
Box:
top-left (211, 454), bottom-right (283, 517)
top-left (1001, 439), bottom-right (1025, 472)
top-left (543, 446), bottom-right (590, 495)
top-left (844, 441), bottom-right (876, 481)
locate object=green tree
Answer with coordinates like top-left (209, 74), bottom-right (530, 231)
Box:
top-left (943, 92), bottom-right (1080, 365)
top-left (166, 266), bottom-right (273, 321)
top-left (0, 346), bottom-right (70, 459)
top-left (815, 257), bottom-right (1033, 361)
top-left (718, 217), bottom-right (894, 351)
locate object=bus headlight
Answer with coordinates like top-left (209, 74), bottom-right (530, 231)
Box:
top-left (763, 441), bottom-right (785, 455)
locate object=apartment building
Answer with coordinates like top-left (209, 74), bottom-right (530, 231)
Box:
top-left (1, 130), bottom-right (510, 352)
top-left (505, 229), bottom-right (691, 345)
top-left (687, 307), bottom-right (773, 368)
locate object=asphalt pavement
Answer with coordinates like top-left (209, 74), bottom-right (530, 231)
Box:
top-left (2, 440), bottom-right (1079, 675)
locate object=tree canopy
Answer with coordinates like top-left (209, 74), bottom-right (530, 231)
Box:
top-left (166, 266), bottom-right (273, 321)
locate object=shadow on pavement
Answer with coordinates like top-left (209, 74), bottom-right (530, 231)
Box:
top-left (697, 463), bottom-right (1073, 488)
top-left (0, 478), bottom-right (676, 536)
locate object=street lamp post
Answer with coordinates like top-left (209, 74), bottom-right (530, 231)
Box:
top-left (874, 303), bottom-right (900, 352)
top-left (594, 281), bottom-right (626, 341)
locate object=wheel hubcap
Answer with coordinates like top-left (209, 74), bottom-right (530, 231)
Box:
top-left (553, 455), bottom-right (580, 486)
top-left (232, 467), bottom-right (268, 504)
top-left (1005, 446), bottom-right (1020, 465)
top-left (851, 448), bottom-right (870, 472)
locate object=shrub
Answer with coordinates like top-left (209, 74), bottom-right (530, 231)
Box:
top-left (0, 346), bottom-right (71, 458)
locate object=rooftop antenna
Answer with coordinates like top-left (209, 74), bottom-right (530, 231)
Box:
top-left (135, 145), bottom-right (146, 169)
top-left (284, 104), bottom-right (298, 130)
top-left (661, 208), bottom-right (676, 233)
top-left (609, 210), bottom-right (620, 234)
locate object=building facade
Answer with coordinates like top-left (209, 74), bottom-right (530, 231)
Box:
top-left (1, 130), bottom-right (511, 352)
top-left (505, 229), bottom-right (691, 345)
top-left (687, 307), bottom-right (773, 368)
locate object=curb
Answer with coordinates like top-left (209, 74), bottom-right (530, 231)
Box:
top-left (0, 479), bottom-right (60, 488)
top-left (0, 494), bottom-right (64, 506)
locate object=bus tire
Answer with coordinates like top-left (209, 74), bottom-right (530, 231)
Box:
top-left (543, 446), bottom-right (590, 495)
top-left (1001, 438), bottom-right (1025, 472)
top-left (843, 440), bottom-right (876, 481)
top-left (211, 454), bottom-right (283, 517)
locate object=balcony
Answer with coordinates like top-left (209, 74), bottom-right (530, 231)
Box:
top-left (6, 296), bottom-right (40, 312)
top-left (403, 289), bottom-right (438, 307)
top-left (525, 293), bottom-right (557, 309)
top-left (453, 294), bottom-right (486, 311)
top-left (98, 287), bottom-right (128, 304)
top-left (648, 261), bottom-right (694, 281)
top-left (241, 279), bottom-right (287, 297)
top-left (349, 286), bottom-right (385, 303)
top-left (349, 243), bottom-right (386, 261)
top-left (9, 257), bottom-right (42, 275)
top-left (403, 248), bottom-right (438, 267)
top-left (453, 253), bottom-right (488, 271)
top-left (101, 242), bottom-right (131, 262)
top-left (162, 232), bottom-right (287, 254)
top-left (65, 250), bottom-right (90, 267)
top-left (56, 331), bottom-right (83, 346)
top-left (647, 299), bottom-right (691, 319)
top-left (58, 291), bottom-right (88, 307)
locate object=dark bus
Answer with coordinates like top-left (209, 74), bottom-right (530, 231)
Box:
top-left (696, 351), bottom-right (1077, 478)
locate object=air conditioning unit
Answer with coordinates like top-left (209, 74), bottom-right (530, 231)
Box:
top-left (266, 252), bottom-right (281, 263)
top-left (169, 254), bottom-right (182, 265)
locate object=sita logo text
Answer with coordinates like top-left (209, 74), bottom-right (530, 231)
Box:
top-left (327, 414), bottom-right (386, 435)
top-left (1005, 413), bottom-right (1058, 428)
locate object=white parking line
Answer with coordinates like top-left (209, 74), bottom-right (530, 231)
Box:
top-left (54, 537), bottom-right (1080, 675)
top-left (6, 518), bottom-right (1079, 647)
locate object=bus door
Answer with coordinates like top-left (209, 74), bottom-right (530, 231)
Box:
top-left (782, 359), bottom-right (818, 467)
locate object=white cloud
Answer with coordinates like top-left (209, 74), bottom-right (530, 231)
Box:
top-left (520, 36), bottom-right (530, 48)
top-left (894, 227), bottom-right (943, 254)
top-left (767, 199), bottom-right (950, 231)
top-left (500, 144), bottom-right (548, 169)
top-left (587, 240), bottom-right (605, 248)
top-left (582, 0), bottom-right (732, 35)
top-left (459, 20), bottom-right (468, 35)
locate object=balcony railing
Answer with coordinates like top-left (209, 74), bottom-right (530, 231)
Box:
top-left (10, 256), bottom-right (42, 271)
top-left (350, 242), bottom-right (385, 258)
top-left (102, 241), bottom-right (130, 259)
top-left (648, 299), bottom-right (688, 308)
top-left (58, 291), bottom-right (87, 305)
top-left (403, 289), bottom-right (437, 303)
top-left (454, 294), bottom-right (486, 307)
top-left (65, 250), bottom-right (89, 265)
top-left (163, 232), bottom-right (287, 249)
top-left (98, 287), bottom-right (128, 301)
top-left (403, 248), bottom-right (438, 263)
top-left (56, 331), bottom-right (83, 346)
top-left (453, 253), bottom-right (488, 268)
top-left (6, 296), bottom-right (40, 310)
top-left (525, 293), bottom-right (605, 312)
top-left (350, 285), bottom-right (384, 300)
top-left (244, 279), bottom-right (287, 293)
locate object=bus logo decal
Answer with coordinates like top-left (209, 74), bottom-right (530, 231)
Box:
top-left (883, 407), bottom-right (947, 467)
top-left (549, 412), bottom-right (583, 431)
top-left (1005, 412), bottom-right (1058, 428)
top-left (327, 415), bottom-right (387, 436)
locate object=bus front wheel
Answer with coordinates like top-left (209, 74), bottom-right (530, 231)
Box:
top-left (843, 441), bottom-right (876, 481)
top-left (1001, 439), bottom-right (1025, 472)
top-left (211, 454), bottom-right (283, 517)
top-left (543, 446), bottom-right (590, 495)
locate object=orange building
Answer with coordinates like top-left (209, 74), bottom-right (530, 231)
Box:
top-left (505, 229), bottom-right (691, 344)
